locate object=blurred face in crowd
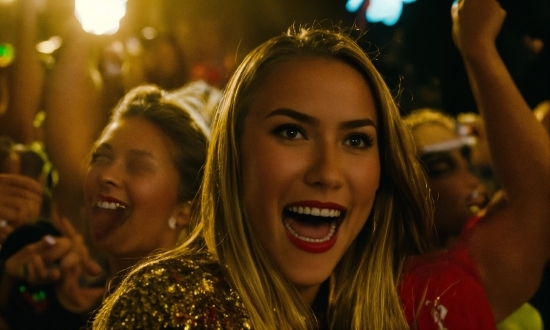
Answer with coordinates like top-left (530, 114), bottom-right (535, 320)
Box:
top-left (412, 123), bottom-right (489, 244)
top-left (240, 57), bottom-right (380, 303)
top-left (83, 117), bottom-right (183, 260)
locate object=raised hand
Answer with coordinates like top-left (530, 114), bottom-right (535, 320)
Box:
top-left (4, 235), bottom-right (73, 285)
top-left (51, 208), bottom-right (105, 313)
top-left (451, 0), bottom-right (507, 55)
top-left (0, 173), bottom-right (43, 243)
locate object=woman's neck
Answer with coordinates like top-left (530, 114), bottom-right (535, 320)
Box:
top-left (107, 256), bottom-right (141, 283)
top-left (296, 284), bottom-right (321, 306)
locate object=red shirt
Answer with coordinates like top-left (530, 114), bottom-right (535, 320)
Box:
top-left (400, 215), bottom-right (496, 330)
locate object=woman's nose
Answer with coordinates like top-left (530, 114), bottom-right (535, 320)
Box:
top-left (98, 161), bottom-right (123, 187)
top-left (462, 169), bottom-right (485, 194)
top-left (304, 144), bottom-right (344, 189)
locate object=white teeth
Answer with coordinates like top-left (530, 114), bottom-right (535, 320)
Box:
top-left (286, 206), bottom-right (341, 217)
top-left (95, 201), bottom-right (126, 210)
top-left (284, 221), bottom-right (336, 242)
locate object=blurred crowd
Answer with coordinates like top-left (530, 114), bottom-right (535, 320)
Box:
top-left (0, 0), bottom-right (548, 329)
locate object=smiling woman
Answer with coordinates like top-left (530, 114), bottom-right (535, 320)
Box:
top-left (239, 57), bottom-right (381, 304)
top-left (86, 117), bottom-right (187, 266)
top-left (0, 81), bottom-right (214, 330)
top-left (84, 83), bottom-right (211, 283)
top-left (92, 25), bottom-right (432, 330)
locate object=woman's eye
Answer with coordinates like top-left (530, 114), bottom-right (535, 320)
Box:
top-left (90, 152), bottom-right (110, 164)
top-left (421, 152), bottom-right (459, 178)
top-left (273, 124), bottom-right (305, 140)
top-left (426, 160), bottom-right (454, 178)
top-left (344, 133), bottom-right (373, 149)
top-left (126, 159), bottom-right (155, 175)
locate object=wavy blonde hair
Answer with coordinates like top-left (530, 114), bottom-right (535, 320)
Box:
top-left (99, 26), bottom-right (434, 330)
top-left (403, 107), bottom-right (458, 133)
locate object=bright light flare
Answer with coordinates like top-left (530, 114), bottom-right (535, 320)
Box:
top-left (346, 0), bottom-right (415, 26)
top-left (346, 0), bottom-right (364, 12)
top-left (74, 0), bottom-right (127, 35)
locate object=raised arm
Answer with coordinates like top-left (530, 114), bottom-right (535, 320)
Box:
top-left (42, 14), bottom-right (108, 235)
top-left (0, 0), bottom-right (47, 144)
top-left (452, 0), bottom-right (550, 322)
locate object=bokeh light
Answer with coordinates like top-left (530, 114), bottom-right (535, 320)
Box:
top-left (0, 43), bottom-right (15, 67)
top-left (36, 36), bottom-right (63, 54)
top-left (74, 0), bottom-right (128, 35)
top-left (346, 0), bottom-right (415, 26)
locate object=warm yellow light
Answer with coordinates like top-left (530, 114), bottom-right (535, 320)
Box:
top-left (125, 37), bottom-right (142, 56)
top-left (74, 0), bottom-right (127, 35)
top-left (141, 27), bottom-right (157, 40)
top-left (36, 36), bottom-right (63, 54)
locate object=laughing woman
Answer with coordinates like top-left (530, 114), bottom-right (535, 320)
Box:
top-left (0, 82), bottom-right (213, 330)
top-left (83, 83), bottom-right (211, 290)
top-left (93, 26), bottom-right (432, 329)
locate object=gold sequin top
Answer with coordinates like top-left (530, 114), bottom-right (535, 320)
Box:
top-left (92, 252), bottom-right (251, 329)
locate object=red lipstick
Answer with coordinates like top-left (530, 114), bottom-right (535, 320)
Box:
top-left (285, 230), bottom-right (338, 253)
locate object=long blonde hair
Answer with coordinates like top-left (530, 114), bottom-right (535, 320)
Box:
top-left (100, 26), bottom-right (434, 330)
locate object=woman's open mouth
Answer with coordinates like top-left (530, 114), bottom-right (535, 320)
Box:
top-left (282, 203), bottom-right (345, 253)
top-left (467, 189), bottom-right (490, 214)
top-left (90, 197), bottom-right (128, 241)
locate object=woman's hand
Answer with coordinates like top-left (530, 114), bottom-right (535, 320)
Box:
top-left (3, 208), bottom-right (104, 313)
top-left (0, 173), bottom-right (44, 242)
top-left (451, 0), bottom-right (507, 56)
top-left (51, 210), bottom-right (104, 314)
top-left (4, 235), bottom-right (72, 285)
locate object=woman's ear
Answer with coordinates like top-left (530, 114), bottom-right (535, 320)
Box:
top-left (173, 201), bottom-right (192, 228)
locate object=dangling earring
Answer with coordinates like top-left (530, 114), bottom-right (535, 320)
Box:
top-left (168, 217), bottom-right (177, 230)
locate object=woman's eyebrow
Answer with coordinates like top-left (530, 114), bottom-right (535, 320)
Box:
top-left (266, 108), bottom-right (316, 125)
top-left (94, 144), bottom-right (156, 160)
top-left (266, 108), bottom-right (376, 130)
top-left (127, 149), bottom-right (156, 160)
top-left (93, 143), bottom-right (112, 151)
top-left (420, 152), bottom-right (452, 162)
top-left (340, 119), bottom-right (377, 130)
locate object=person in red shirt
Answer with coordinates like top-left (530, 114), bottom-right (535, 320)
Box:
top-left (399, 0), bottom-right (549, 328)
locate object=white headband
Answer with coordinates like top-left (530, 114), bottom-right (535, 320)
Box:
top-left (421, 136), bottom-right (476, 154)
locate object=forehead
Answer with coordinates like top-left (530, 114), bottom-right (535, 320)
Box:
top-left (412, 122), bottom-right (458, 151)
top-left (98, 117), bottom-right (175, 156)
top-left (249, 57), bottom-right (377, 121)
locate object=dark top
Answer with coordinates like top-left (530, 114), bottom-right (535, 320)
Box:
top-left (0, 221), bottom-right (89, 330)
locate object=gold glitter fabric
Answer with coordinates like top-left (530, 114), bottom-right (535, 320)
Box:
top-left (92, 252), bottom-right (251, 329)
